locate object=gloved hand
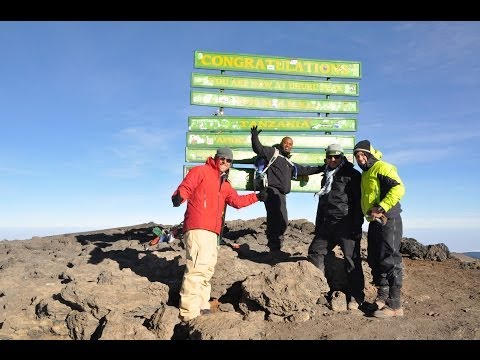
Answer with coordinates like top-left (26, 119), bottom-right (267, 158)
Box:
top-left (377, 214), bottom-right (388, 225)
top-left (367, 207), bottom-right (388, 225)
top-left (250, 125), bottom-right (262, 137)
top-left (369, 214), bottom-right (388, 225)
top-left (171, 193), bottom-right (183, 207)
top-left (256, 189), bottom-right (268, 202)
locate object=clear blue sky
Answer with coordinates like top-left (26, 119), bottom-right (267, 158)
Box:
top-left (0, 21), bottom-right (479, 252)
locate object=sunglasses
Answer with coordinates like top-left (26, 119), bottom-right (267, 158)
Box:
top-left (218, 157), bottom-right (233, 163)
top-left (326, 155), bottom-right (341, 160)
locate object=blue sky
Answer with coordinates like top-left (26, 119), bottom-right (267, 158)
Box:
top-left (0, 21), bottom-right (479, 252)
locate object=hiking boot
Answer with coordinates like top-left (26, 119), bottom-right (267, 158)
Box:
top-left (209, 298), bottom-right (221, 313)
top-left (374, 298), bottom-right (386, 310)
top-left (180, 309), bottom-right (212, 322)
top-left (364, 298), bottom-right (386, 312)
top-left (374, 299), bottom-right (385, 310)
top-left (373, 306), bottom-right (404, 318)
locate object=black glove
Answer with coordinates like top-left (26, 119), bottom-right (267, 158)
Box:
top-left (251, 125), bottom-right (262, 137)
top-left (256, 190), bottom-right (268, 202)
top-left (172, 193), bottom-right (183, 207)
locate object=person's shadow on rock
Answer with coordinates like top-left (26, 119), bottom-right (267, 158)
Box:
top-left (232, 243), bottom-right (306, 265)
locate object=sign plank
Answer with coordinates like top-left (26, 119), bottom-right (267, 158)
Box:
top-left (185, 147), bottom-right (354, 165)
top-left (187, 132), bottom-right (356, 149)
top-left (191, 73), bottom-right (359, 96)
top-left (194, 51), bottom-right (361, 79)
top-left (188, 116), bottom-right (357, 132)
top-left (191, 91), bottom-right (358, 113)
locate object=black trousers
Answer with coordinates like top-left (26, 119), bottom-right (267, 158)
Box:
top-left (367, 216), bottom-right (403, 289)
top-left (264, 187), bottom-right (288, 251)
top-left (308, 218), bottom-right (365, 303)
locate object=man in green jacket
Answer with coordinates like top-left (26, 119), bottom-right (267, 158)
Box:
top-left (354, 140), bottom-right (405, 318)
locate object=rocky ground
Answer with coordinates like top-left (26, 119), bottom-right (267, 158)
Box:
top-left (0, 218), bottom-right (479, 342)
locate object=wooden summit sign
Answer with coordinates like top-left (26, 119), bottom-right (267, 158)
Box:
top-left (186, 132), bottom-right (355, 150)
top-left (191, 91), bottom-right (358, 113)
top-left (186, 50), bottom-right (361, 193)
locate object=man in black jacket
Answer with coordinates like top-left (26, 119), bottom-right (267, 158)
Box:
top-left (307, 144), bottom-right (365, 310)
top-left (251, 125), bottom-right (322, 255)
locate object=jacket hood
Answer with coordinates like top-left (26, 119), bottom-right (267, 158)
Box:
top-left (206, 156), bottom-right (229, 176)
top-left (206, 156), bottom-right (220, 170)
top-left (370, 147), bottom-right (382, 160)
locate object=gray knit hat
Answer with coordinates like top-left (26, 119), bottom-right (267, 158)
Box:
top-left (325, 143), bottom-right (344, 156)
top-left (215, 147), bottom-right (233, 160)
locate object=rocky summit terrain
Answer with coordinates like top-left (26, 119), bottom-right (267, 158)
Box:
top-left (0, 218), bottom-right (479, 342)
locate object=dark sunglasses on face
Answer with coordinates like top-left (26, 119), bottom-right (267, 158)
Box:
top-left (218, 157), bottom-right (233, 163)
top-left (326, 155), bottom-right (341, 160)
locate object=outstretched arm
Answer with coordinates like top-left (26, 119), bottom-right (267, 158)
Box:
top-left (251, 126), bottom-right (279, 160)
top-left (224, 184), bottom-right (259, 209)
top-left (295, 162), bottom-right (325, 176)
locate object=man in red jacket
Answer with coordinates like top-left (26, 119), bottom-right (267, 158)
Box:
top-left (171, 147), bottom-right (266, 322)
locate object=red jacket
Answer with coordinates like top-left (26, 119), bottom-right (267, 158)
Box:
top-left (172, 157), bottom-right (258, 235)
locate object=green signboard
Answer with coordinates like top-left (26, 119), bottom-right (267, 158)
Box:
top-left (191, 73), bottom-right (359, 96)
top-left (187, 132), bottom-right (355, 149)
top-left (185, 147), bottom-right (354, 165)
top-left (194, 51), bottom-right (361, 79)
top-left (191, 91), bottom-right (358, 113)
top-left (188, 116), bottom-right (357, 132)
top-left (184, 165), bottom-right (324, 193)
top-left (186, 50), bottom-right (361, 193)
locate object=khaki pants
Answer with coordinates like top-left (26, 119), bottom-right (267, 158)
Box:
top-left (179, 229), bottom-right (218, 321)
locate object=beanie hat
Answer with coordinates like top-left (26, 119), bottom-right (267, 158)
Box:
top-left (215, 147), bottom-right (233, 160)
top-left (353, 140), bottom-right (371, 154)
top-left (325, 143), bottom-right (344, 156)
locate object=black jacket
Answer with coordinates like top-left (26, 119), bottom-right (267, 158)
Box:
top-left (251, 133), bottom-right (321, 195)
top-left (316, 160), bottom-right (364, 233)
